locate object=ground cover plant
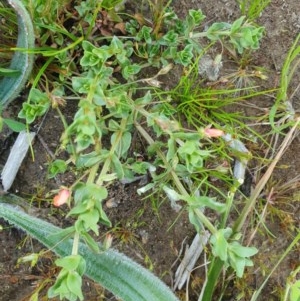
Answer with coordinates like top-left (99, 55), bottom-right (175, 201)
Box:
top-left (0, 0), bottom-right (299, 300)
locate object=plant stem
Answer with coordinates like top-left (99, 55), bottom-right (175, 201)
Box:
top-left (72, 231), bottom-right (80, 255)
top-left (96, 118), bottom-right (128, 186)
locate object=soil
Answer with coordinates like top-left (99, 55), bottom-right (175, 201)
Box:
top-left (0, 1), bottom-right (299, 301)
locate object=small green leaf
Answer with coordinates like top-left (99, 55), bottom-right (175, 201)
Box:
top-left (81, 232), bottom-right (100, 253)
top-left (3, 118), bottom-right (26, 132)
top-left (74, 183), bottom-right (108, 204)
top-left (188, 208), bottom-right (203, 233)
top-left (48, 159), bottom-right (67, 178)
top-left (18, 89), bottom-right (50, 123)
top-left (79, 209), bottom-right (100, 234)
top-left (186, 9), bottom-right (205, 30)
top-left (230, 16), bottom-right (245, 33)
top-left (176, 44), bottom-right (194, 66)
top-left (228, 251), bottom-right (247, 277)
top-left (111, 153), bottom-right (125, 179)
top-left (111, 131), bottom-right (131, 158)
top-left (101, 0), bottom-right (123, 10)
top-left (130, 161), bottom-right (151, 174)
top-left (66, 271), bottom-right (84, 300)
top-left (56, 255), bottom-right (82, 271)
top-left (206, 22), bottom-right (231, 40)
top-left (187, 196), bottom-right (227, 213)
top-left (98, 205), bottom-right (112, 227)
top-left (136, 26), bottom-right (152, 44)
top-left (229, 242), bottom-right (258, 257)
top-left (134, 91), bottom-right (152, 106)
top-left (122, 64), bottom-right (142, 79)
top-left (67, 200), bottom-right (89, 216)
top-left (290, 280), bottom-right (300, 301)
top-left (76, 152), bottom-right (103, 168)
top-left (210, 228), bottom-right (232, 261)
top-left (159, 30), bottom-right (179, 46)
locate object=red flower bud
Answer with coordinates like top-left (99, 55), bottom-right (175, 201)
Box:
top-left (53, 189), bottom-right (70, 207)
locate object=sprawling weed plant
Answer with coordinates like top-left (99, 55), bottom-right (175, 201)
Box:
top-left (2, 1), bottom-right (298, 301)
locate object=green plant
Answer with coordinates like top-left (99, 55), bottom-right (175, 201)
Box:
top-left (269, 33), bottom-right (300, 132)
top-left (0, 1), bottom-right (272, 300)
top-left (237, 0), bottom-right (271, 21)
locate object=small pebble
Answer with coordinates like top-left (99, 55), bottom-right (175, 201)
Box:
top-left (105, 198), bottom-right (119, 208)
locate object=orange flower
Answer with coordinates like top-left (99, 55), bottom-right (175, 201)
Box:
top-left (53, 189), bottom-right (70, 207)
top-left (204, 127), bottom-right (224, 138)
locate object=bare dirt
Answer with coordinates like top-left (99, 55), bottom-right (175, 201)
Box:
top-left (0, 1), bottom-right (299, 301)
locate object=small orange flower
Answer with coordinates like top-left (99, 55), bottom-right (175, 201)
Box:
top-left (53, 189), bottom-right (70, 207)
top-left (204, 127), bottom-right (224, 138)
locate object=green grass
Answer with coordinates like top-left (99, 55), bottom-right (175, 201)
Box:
top-left (237, 0), bottom-right (271, 21)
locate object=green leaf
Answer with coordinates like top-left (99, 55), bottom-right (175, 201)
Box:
top-left (92, 46), bottom-right (112, 62)
top-left (111, 153), bottom-right (125, 179)
top-left (81, 232), bottom-right (100, 253)
top-left (230, 16), bottom-right (245, 33)
top-left (159, 30), bottom-right (179, 46)
top-left (98, 205), bottom-right (112, 227)
top-left (79, 209), bottom-right (100, 234)
top-left (122, 64), bottom-right (142, 79)
top-left (75, 152), bottom-right (103, 168)
top-left (18, 89), bottom-right (50, 123)
top-left (48, 159), bottom-right (68, 178)
top-left (188, 9), bottom-right (205, 25)
top-left (130, 161), bottom-right (151, 174)
top-left (72, 76), bottom-right (93, 93)
top-left (187, 196), bottom-right (227, 213)
top-left (101, 0), bottom-right (123, 10)
top-left (66, 271), bottom-right (84, 300)
top-left (229, 242), bottom-right (258, 257)
top-left (109, 36), bottom-right (124, 55)
top-left (228, 251), bottom-right (247, 277)
top-left (3, 118), bottom-right (26, 132)
top-left (56, 255), bottom-right (82, 271)
top-left (74, 183), bottom-right (108, 204)
top-left (206, 22), bottom-right (231, 40)
top-left (136, 26), bottom-right (152, 44)
top-left (111, 131), bottom-right (132, 158)
top-left (67, 200), bottom-right (90, 216)
top-left (290, 280), bottom-right (300, 301)
top-left (188, 208), bottom-right (203, 233)
top-left (134, 91), bottom-right (152, 106)
top-left (176, 44), bottom-right (194, 66)
top-left (210, 228), bottom-right (232, 261)
top-left (186, 9), bottom-right (205, 30)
